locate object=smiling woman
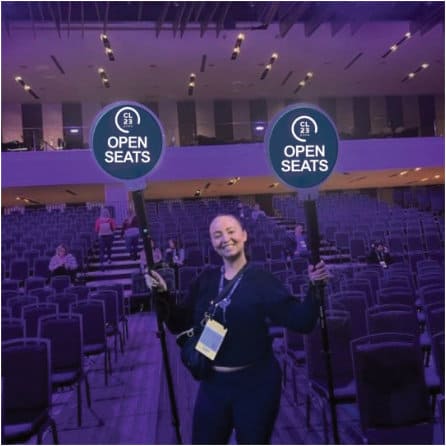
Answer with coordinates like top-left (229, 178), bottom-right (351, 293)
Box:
top-left (149, 212), bottom-right (329, 444)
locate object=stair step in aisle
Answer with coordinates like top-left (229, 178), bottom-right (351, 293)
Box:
top-left (85, 230), bottom-right (144, 302)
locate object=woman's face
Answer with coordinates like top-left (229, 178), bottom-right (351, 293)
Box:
top-left (56, 246), bottom-right (66, 256)
top-left (209, 215), bottom-right (247, 261)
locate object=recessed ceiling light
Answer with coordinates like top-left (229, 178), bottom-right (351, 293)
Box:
top-left (405, 32), bottom-right (411, 38)
top-left (434, 175), bottom-right (441, 179)
top-left (390, 45), bottom-right (398, 52)
top-left (421, 63), bottom-right (429, 69)
top-left (420, 178), bottom-right (429, 182)
top-left (399, 171), bottom-right (408, 175)
top-left (415, 167), bottom-right (422, 171)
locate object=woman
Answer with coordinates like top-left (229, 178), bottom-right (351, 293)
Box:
top-left (150, 214), bottom-right (328, 444)
top-left (49, 244), bottom-right (78, 282)
top-left (121, 210), bottom-right (139, 260)
top-left (94, 207), bottom-right (116, 269)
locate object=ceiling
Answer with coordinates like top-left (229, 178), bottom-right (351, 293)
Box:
top-left (2, 1), bottom-right (445, 102)
top-left (1, 1), bottom-right (445, 205)
top-left (2, 167), bottom-right (443, 207)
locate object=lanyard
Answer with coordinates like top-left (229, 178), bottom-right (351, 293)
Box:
top-left (212, 268), bottom-right (245, 323)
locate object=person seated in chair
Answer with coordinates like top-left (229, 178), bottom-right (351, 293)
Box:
top-left (367, 241), bottom-right (391, 268)
top-left (49, 244), bottom-right (78, 282)
top-left (286, 223), bottom-right (309, 260)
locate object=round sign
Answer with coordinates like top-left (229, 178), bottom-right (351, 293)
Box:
top-left (265, 103), bottom-right (339, 189)
top-left (89, 101), bottom-right (164, 181)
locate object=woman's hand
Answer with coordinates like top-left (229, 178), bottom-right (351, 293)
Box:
top-left (308, 260), bottom-right (331, 283)
top-left (148, 270), bottom-right (168, 292)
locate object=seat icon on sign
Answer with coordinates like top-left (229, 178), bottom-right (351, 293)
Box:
top-left (115, 106), bottom-right (141, 134)
top-left (291, 115), bottom-right (318, 143)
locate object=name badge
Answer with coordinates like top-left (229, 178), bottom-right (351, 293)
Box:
top-left (195, 319), bottom-right (228, 361)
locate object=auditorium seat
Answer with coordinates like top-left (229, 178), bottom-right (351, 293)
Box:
top-left (304, 310), bottom-right (355, 444)
top-left (351, 333), bottom-right (433, 444)
top-left (2, 338), bottom-right (59, 444)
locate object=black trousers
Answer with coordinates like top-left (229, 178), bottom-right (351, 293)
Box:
top-left (192, 355), bottom-right (282, 445)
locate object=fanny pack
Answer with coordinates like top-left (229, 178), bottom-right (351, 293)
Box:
top-left (176, 264), bottom-right (249, 380)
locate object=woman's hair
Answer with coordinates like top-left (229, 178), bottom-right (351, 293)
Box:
top-left (56, 243), bottom-right (68, 253)
top-left (209, 213), bottom-right (246, 230)
top-left (100, 207), bottom-right (110, 218)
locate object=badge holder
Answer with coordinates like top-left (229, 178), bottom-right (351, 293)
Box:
top-left (195, 319), bottom-right (228, 360)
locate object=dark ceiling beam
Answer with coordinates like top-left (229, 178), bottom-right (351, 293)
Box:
top-left (103, 1), bottom-right (110, 34)
top-left (180, 4), bottom-right (195, 38)
top-left (350, 20), bottom-right (365, 36)
top-left (262, 2), bottom-right (280, 29)
top-left (28, 1), bottom-right (36, 38)
top-left (200, 2), bottom-right (219, 37)
top-left (194, 2), bottom-right (205, 22)
top-left (278, 2), bottom-right (311, 38)
top-left (95, 1), bottom-right (101, 22)
top-left (67, 1), bottom-right (71, 37)
top-left (156, 2), bottom-right (170, 37)
top-left (3, 5), bottom-right (10, 36)
top-left (216, 2), bottom-right (231, 37)
top-left (330, 18), bottom-right (347, 37)
top-left (38, 3), bottom-right (45, 22)
top-left (81, 1), bottom-right (85, 38)
top-left (173, 3), bottom-right (186, 37)
top-left (304, 5), bottom-right (334, 37)
top-left (410, 4), bottom-right (443, 35)
top-left (47, 2), bottom-right (61, 38)
top-left (137, 2), bottom-right (144, 21)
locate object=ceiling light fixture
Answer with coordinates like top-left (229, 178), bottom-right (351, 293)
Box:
top-left (14, 75), bottom-right (39, 99)
top-left (100, 33), bottom-right (115, 61)
top-left (434, 174), bottom-right (441, 179)
top-left (97, 68), bottom-right (110, 88)
top-left (402, 62), bottom-right (430, 82)
top-left (382, 31), bottom-right (412, 58)
top-left (188, 73), bottom-right (196, 96)
top-left (420, 178), bottom-right (429, 182)
top-left (231, 33), bottom-right (245, 60)
top-left (293, 72), bottom-right (314, 94)
top-left (415, 167), bottom-right (422, 171)
top-left (260, 53), bottom-right (279, 80)
top-left (399, 171), bottom-right (408, 175)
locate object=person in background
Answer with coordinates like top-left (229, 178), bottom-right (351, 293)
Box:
top-left (367, 240), bottom-right (391, 267)
top-left (251, 203), bottom-right (266, 221)
top-left (236, 202), bottom-right (246, 220)
top-left (140, 238), bottom-right (163, 271)
top-left (95, 207), bottom-right (116, 270)
top-left (49, 244), bottom-right (78, 282)
top-left (121, 210), bottom-right (140, 260)
top-left (164, 238), bottom-right (185, 267)
top-left (149, 214), bottom-right (329, 444)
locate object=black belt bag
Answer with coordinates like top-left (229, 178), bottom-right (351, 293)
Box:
top-left (176, 265), bottom-right (248, 381)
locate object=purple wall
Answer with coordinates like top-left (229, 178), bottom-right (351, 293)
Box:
top-left (2, 137), bottom-right (444, 188)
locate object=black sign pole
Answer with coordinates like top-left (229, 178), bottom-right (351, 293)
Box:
top-left (304, 198), bottom-right (339, 445)
top-left (131, 189), bottom-right (183, 445)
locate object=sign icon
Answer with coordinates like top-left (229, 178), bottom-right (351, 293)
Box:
top-left (114, 106), bottom-right (141, 134)
top-left (89, 101), bottom-right (165, 181)
top-left (265, 103), bottom-right (339, 189)
top-left (291, 115), bottom-right (318, 142)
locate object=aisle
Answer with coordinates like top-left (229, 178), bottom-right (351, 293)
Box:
top-left (43, 313), bottom-right (162, 444)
